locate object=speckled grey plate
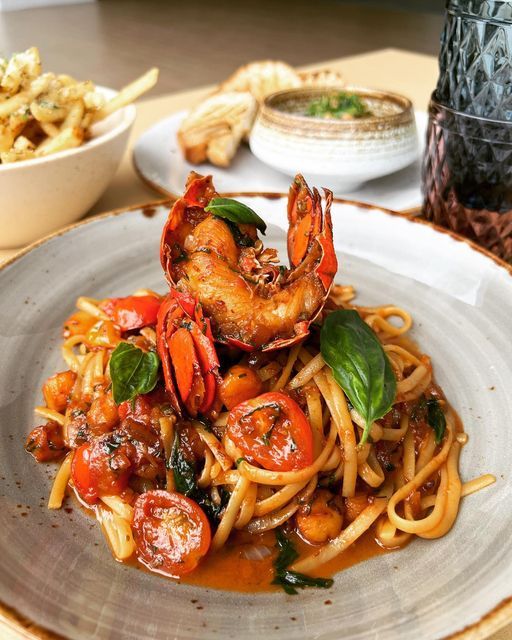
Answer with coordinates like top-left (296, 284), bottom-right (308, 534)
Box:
top-left (0, 196), bottom-right (511, 640)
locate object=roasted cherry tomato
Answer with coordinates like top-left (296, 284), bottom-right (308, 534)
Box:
top-left (71, 438), bottom-right (132, 504)
top-left (25, 421), bottom-right (67, 462)
top-left (118, 394), bottom-right (153, 425)
top-left (132, 490), bottom-right (211, 577)
top-left (71, 443), bottom-right (97, 504)
top-left (42, 370), bottom-right (76, 412)
top-left (226, 391), bottom-right (314, 472)
top-left (219, 364), bottom-right (263, 410)
top-left (118, 418), bottom-right (165, 482)
top-left (101, 295), bottom-right (161, 332)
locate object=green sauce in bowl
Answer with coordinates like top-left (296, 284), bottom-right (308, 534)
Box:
top-left (305, 91), bottom-right (371, 120)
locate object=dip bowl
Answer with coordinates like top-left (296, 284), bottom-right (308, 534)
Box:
top-left (250, 86), bottom-right (418, 191)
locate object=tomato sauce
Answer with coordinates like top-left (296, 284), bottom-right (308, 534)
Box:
top-left (71, 486), bottom-right (391, 592)
top-left (119, 527), bottom-right (391, 592)
top-left (180, 529), bottom-right (391, 592)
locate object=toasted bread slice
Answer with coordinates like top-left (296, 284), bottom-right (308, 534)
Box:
top-left (178, 91), bottom-right (257, 167)
top-left (178, 62), bottom-right (344, 167)
top-left (299, 68), bottom-right (344, 88)
top-left (220, 60), bottom-right (302, 102)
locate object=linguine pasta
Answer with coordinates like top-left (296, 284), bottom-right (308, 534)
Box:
top-left (24, 283), bottom-right (496, 589)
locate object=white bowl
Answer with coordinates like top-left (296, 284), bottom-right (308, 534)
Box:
top-left (250, 87), bottom-right (419, 191)
top-left (0, 87), bottom-right (135, 248)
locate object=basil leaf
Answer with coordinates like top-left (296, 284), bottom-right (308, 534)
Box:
top-left (170, 431), bottom-right (229, 526)
top-left (204, 197), bottom-right (267, 235)
top-left (110, 342), bottom-right (160, 404)
top-left (272, 570), bottom-right (334, 595)
top-left (272, 529), bottom-right (333, 595)
top-left (427, 398), bottom-right (446, 444)
top-left (320, 309), bottom-right (396, 445)
top-left (274, 529), bottom-right (299, 572)
top-left (170, 433), bottom-right (197, 496)
top-left (222, 218), bottom-right (255, 247)
top-left (196, 488), bottom-right (230, 525)
top-left (410, 394), bottom-right (427, 421)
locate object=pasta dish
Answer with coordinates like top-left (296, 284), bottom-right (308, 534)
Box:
top-left (25, 173), bottom-right (495, 592)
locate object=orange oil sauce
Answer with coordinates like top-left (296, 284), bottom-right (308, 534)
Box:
top-left (181, 528), bottom-right (392, 592)
top-left (70, 489), bottom-right (392, 591)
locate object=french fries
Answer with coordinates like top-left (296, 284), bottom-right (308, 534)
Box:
top-left (0, 47), bottom-right (158, 164)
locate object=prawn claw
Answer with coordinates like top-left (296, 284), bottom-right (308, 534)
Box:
top-left (156, 288), bottom-right (220, 417)
top-left (287, 174), bottom-right (337, 292)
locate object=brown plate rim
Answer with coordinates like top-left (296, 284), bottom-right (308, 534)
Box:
top-left (0, 194), bottom-right (511, 640)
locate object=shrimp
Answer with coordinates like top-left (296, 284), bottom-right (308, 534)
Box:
top-left (160, 172), bottom-right (337, 352)
top-left (296, 489), bottom-right (344, 544)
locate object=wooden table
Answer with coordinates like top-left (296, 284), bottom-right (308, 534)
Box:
top-left (1, 48), bottom-right (510, 640)
top-left (0, 47), bottom-right (436, 263)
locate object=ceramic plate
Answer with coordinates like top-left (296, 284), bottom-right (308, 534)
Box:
top-left (1, 196), bottom-right (511, 640)
top-left (132, 111), bottom-right (428, 211)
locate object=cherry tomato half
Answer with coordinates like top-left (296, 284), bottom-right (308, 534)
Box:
top-left (101, 296), bottom-right (161, 331)
top-left (71, 443), bottom-right (97, 504)
top-left (132, 490), bottom-right (211, 577)
top-left (226, 391), bottom-right (314, 472)
top-left (71, 439), bottom-right (132, 505)
top-left (118, 394), bottom-right (153, 424)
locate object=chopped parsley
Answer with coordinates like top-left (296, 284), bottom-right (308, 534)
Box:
top-left (306, 91), bottom-right (371, 119)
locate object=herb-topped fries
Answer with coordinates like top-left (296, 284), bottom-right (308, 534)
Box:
top-left (0, 47), bottom-right (158, 164)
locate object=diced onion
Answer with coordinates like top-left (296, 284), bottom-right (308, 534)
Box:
top-left (242, 544), bottom-right (272, 561)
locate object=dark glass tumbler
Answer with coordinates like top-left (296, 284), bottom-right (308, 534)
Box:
top-left (436, 0), bottom-right (512, 119)
top-left (422, 95), bottom-right (512, 262)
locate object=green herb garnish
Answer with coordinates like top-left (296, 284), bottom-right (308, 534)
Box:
top-left (272, 529), bottom-right (333, 595)
top-left (320, 309), bottom-right (396, 446)
top-left (38, 99), bottom-right (59, 110)
top-left (306, 91), bottom-right (370, 119)
top-left (109, 342), bottom-right (160, 404)
top-left (170, 434), bottom-right (197, 496)
top-left (104, 440), bottom-right (121, 455)
top-left (427, 398), bottom-right (447, 444)
top-left (222, 218), bottom-right (256, 247)
top-left (239, 402), bottom-right (281, 446)
top-left (171, 432), bottom-right (229, 525)
top-left (204, 197), bottom-right (267, 235)
top-left (410, 394), bottom-right (427, 421)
